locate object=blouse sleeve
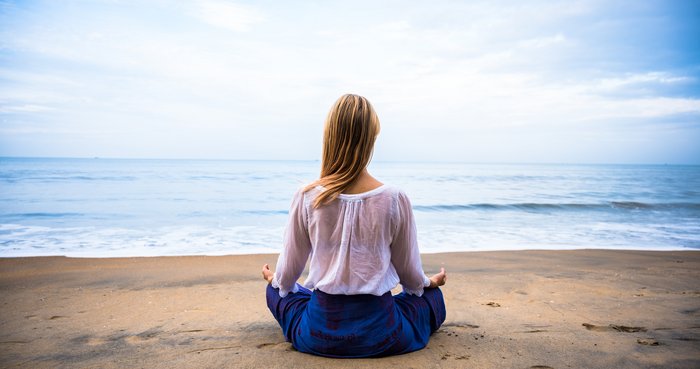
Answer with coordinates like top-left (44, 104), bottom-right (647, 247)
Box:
top-left (390, 190), bottom-right (431, 296)
top-left (271, 188), bottom-right (312, 297)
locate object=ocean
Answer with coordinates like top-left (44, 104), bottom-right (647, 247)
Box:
top-left (1, 157), bottom-right (699, 257)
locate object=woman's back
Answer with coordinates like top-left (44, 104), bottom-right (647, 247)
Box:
top-left (279, 185), bottom-right (430, 296)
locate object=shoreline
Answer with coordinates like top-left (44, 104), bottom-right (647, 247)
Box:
top-left (1, 249), bottom-right (699, 368)
top-left (2, 245), bottom-right (697, 259)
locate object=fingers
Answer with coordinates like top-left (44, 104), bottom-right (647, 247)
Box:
top-left (261, 264), bottom-right (273, 283)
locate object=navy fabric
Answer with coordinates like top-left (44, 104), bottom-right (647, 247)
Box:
top-left (266, 284), bottom-right (445, 358)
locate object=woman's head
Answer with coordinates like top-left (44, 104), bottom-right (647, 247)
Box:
top-left (309, 94), bottom-right (380, 207)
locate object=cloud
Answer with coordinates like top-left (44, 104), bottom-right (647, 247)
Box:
top-left (518, 33), bottom-right (567, 49)
top-left (191, 0), bottom-right (264, 32)
top-left (0, 104), bottom-right (53, 113)
top-left (594, 72), bottom-right (694, 90)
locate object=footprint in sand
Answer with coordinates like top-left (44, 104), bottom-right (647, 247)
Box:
top-left (255, 342), bottom-right (295, 352)
top-left (637, 338), bottom-right (661, 346)
top-left (582, 323), bottom-right (647, 332)
top-left (443, 322), bottom-right (480, 329)
top-left (255, 342), bottom-right (288, 349)
top-left (522, 324), bottom-right (551, 333)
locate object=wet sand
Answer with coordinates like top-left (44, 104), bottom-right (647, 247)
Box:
top-left (1, 250), bottom-right (699, 368)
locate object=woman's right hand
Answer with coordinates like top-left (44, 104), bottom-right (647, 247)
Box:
top-left (428, 267), bottom-right (447, 288)
top-left (262, 264), bottom-right (274, 284)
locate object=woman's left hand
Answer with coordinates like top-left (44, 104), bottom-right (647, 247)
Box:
top-left (428, 267), bottom-right (447, 288)
top-left (261, 264), bottom-right (274, 284)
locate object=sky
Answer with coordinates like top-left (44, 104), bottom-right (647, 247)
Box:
top-left (0, 0), bottom-right (699, 164)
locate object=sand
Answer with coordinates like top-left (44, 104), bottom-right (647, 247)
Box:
top-left (0, 250), bottom-right (699, 369)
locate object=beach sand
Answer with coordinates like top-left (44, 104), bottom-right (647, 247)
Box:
top-left (0, 250), bottom-right (698, 368)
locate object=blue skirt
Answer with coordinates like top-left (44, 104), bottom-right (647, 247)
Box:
top-left (266, 284), bottom-right (446, 358)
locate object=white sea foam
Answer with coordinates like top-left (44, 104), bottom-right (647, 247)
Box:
top-left (0, 222), bottom-right (692, 258)
top-left (0, 224), bottom-right (285, 257)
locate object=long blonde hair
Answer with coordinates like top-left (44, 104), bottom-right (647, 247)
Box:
top-left (305, 94), bottom-right (381, 208)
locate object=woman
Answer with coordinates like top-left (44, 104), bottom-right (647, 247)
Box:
top-left (261, 94), bottom-right (446, 358)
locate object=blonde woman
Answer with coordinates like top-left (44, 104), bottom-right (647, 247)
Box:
top-left (262, 94), bottom-right (446, 358)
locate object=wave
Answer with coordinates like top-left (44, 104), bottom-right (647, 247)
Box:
top-left (240, 210), bottom-right (289, 216)
top-left (0, 175), bottom-right (138, 182)
top-left (2, 212), bottom-right (87, 218)
top-left (413, 202), bottom-right (700, 212)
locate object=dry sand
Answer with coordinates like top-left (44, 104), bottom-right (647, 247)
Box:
top-left (0, 250), bottom-right (699, 369)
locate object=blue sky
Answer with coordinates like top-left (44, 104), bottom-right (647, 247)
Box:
top-left (1, 0), bottom-right (699, 164)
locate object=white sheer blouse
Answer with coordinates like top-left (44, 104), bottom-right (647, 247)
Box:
top-left (271, 184), bottom-right (431, 297)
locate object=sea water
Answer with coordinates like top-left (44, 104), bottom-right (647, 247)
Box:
top-left (1, 157), bottom-right (699, 257)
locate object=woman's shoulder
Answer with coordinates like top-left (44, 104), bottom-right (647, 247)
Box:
top-left (373, 184), bottom-right (408, 198)
top-left (345, 184), bottom-right (412, 204)
top-left (297, 183), bottom-right (322, 197)
top-left (373, 184), bottom-right (405, 198)
top-left (294, 183), bottom-right (410, 203)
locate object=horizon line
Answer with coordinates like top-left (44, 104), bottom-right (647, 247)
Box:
top-left (0, 155), bottom-right (698, 166)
